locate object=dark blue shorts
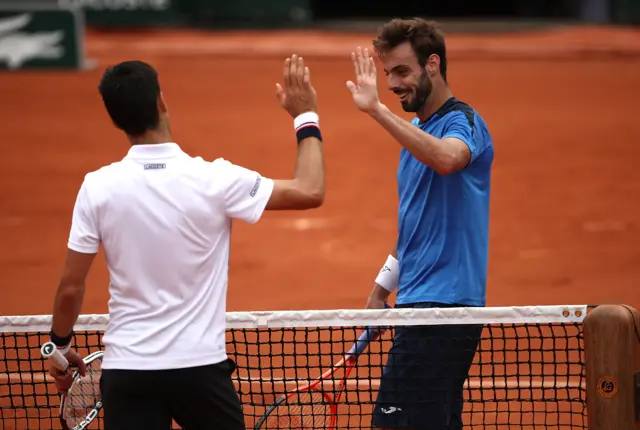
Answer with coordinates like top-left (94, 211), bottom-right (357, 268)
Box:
top-left (372, 302), bottom-right (483, 430)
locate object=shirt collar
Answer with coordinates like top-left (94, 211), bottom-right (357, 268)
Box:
top-left (417, 97), bottom-right (458, 125)
top-left (124, 142), bottom-right (183, 159)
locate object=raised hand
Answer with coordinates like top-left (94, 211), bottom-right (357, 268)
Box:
top-left (276, 54), bottom-right (318, 118)
top-left (346, 47), bottom-right (381, 113)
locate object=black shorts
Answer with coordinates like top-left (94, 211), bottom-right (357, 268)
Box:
top-left (372, 302), bottom-right (483, 430)
top-left (100, 358), bottom-right (245, 430)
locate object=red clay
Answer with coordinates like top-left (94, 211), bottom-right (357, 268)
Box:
top-left (0, 27), bottom-right (639, 429)
top-left (2, 29), bottom-right (639, 315)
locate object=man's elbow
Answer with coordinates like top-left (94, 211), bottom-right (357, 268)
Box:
top-left (428, 156), bottom-right (458, 175)
top-left (433, 162), bottom-right (455, 176)
top-left (302, 188), bottom-right (325, 209)
top-left (433, 153), bottom-right (469, 176)
top-left (294, 177), bottom-right (325, 208)
top-left (55, 283), bottom-right (85, 306)
top-left (266, 180), bottom-right (324, 210)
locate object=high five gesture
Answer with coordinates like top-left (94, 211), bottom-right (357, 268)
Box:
top-left (276, 54), bottom-right (318, 117)
top-left (264, 54), bottom-right (326, 211)
top-left (346, 47), bottom-right (381, 113)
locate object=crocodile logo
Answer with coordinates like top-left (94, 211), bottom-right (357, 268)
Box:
top-left (0, 13), bottom-right (64, 69)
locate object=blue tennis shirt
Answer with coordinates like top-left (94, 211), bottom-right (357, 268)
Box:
top-left (396, 97), bottom-right (494, 307)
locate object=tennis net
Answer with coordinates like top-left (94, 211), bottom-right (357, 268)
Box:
top-left (0, 305), bottom-right (587, 429)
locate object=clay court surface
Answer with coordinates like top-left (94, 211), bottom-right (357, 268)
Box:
top-left (0, 24), bottom-right (639, 430)
top-left (1, 26), bottom-right (639, 316)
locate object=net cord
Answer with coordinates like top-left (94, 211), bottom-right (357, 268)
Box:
top-left (0, 305), bottom-right (588, 333)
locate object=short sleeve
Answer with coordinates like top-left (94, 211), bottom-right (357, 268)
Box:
top-left (68, 180), bottom-right (100, 254)
top-left (219, 160), bottom-right (274, 224)
top-left (443, 111), bottom-right (485, 164)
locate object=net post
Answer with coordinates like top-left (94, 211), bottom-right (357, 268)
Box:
top-left (583, 304), bottom-right (640, 430)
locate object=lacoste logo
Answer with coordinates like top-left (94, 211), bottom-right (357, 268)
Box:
top-left (144, 163), bottom-right (166, 170)
top-left (0, 14), bottom-right (65, 69)
top-left (250, 176), bottom-right (261, 197)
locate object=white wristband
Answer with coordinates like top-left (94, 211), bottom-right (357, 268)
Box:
top-left (374, 254), bottom-right (399, 293)
top-left (57, 343), bottom-right (71, 355)
top-left (294, 112), bottom-right (319, 130)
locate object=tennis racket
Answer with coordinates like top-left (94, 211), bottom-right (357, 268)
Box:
top-left (254, 306), bottom-right (391, 429)
top-left (40, 342), bottom-right (104, 430)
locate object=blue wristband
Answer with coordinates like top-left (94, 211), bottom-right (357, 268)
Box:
top-left (49, 330), bottom-right (73, 348)
top-left (296, 125), bottom-right (322, 143)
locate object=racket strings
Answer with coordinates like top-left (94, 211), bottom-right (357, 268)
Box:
top-left (264, 391), bottom-right (332, 429)
top-left (63, 359), bottom-right (102, 426)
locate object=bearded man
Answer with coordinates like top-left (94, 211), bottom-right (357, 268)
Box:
top-left (346, 18), bottom-right (495, 430)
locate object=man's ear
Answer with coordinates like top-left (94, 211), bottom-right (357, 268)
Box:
top-left (158, 92), bottom-right (168, 113)
top-left (426, 54), bottom-right (440, 77)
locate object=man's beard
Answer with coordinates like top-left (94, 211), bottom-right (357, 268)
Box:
top-left (400, 70), bottom-right (432, 113)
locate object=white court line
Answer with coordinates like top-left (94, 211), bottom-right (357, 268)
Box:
top-left (275, 218), bottom-right (332, 231)
top-left (269, 217), bottom-right (395, 232)
top-left (1, 372), bottom-right (585, 390)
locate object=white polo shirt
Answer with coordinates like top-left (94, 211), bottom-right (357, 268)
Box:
top-left (67, 142), bottom-right (274, 370)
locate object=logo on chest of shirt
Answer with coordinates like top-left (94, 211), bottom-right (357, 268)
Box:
top-left (144, 163), bottom-right (166, 170)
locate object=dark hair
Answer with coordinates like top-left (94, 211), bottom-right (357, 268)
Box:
top-left (373, 18), bottom-right (448, 81)
top-left (98, 60), bottom-right (161, 136)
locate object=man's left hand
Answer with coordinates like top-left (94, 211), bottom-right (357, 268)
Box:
top-left (48, 349), bottom-right (87, 396)
top-left (346, 47), bottom-right (382, 114)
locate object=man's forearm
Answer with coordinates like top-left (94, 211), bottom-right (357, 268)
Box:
top-left (371, 283), bottom-right (391, 300)
top-left (51, 284), bottom-right (85, 341)
top-left (371, 241), bottom-right (399, 300)
top-left (369, 103), bottom-right (457, 174)
top-left (293, 137), bottom-right (325, 202)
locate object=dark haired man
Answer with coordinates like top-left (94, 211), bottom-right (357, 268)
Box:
top-left (347, 18), bottom-right (494, 429)
top-left (47, 56), bottom-right (325, 429)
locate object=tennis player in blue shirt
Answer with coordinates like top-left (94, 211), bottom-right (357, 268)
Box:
top-left (346, 18), bottom-right (494, 430)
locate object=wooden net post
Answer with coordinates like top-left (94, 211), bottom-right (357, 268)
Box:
top-left (584, 304), bottom-right (640, 429)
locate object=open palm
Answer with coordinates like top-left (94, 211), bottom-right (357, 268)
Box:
top-left (346, 47), bottom-right (381, 113)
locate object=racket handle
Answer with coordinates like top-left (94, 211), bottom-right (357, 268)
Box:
top-left (41, 342), bottom-right (70, 372)
top-left (347, 326), bottom-right (378, 358)
top-left (347, 303), bottom-right (392, 359)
